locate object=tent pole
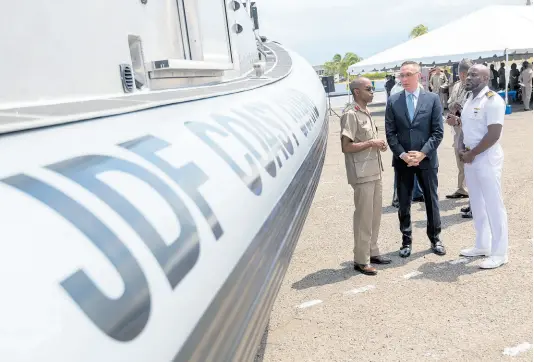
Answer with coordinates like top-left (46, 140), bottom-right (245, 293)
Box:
top-left (505, 48), bottom-right (509, 106)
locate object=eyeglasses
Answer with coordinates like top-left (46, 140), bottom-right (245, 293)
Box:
top-left (399, 72), bottom-right (419, 78)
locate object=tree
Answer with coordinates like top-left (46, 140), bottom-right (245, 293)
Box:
top-left (409, 24), bottom-right (428, 38)
top-left (323, 52), bottom-right (362, 78)
top-left (339, 52), bottom-right (361, 79)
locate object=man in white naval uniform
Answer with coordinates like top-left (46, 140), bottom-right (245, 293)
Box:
top-left (458, 64), bottom-right (508, 269)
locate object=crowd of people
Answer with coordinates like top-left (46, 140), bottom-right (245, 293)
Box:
top-left (385, 61), bottom-right (533, 112)
top-left (340, 59), bottom-right (526, 276)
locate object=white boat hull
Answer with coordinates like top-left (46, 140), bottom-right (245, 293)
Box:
top-left (0, 45), bottom-right (328, 361)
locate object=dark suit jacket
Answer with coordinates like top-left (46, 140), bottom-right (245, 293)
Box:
top-left (385, 89), bottom-right (443, 169)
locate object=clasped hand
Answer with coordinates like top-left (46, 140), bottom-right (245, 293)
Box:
top-left (370, 139), bottom-right (388, 152)
top-left (401, 151), bottom-right (425, 167)
top-left (459, 150), bottom-right (475, 163)
top-left (446, 113), bottom-right (460, 126)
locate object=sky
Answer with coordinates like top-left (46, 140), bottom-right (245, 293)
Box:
top-left (255, 0), bottom-right (528, 66)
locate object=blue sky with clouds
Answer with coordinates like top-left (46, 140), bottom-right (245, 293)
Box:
top-left (256, 0), bottom-right (527, 65)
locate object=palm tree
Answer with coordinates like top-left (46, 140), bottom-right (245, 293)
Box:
top-left (323, 52), bottom-right (362, 78)
top-left (409, 24), bottom-right (428, 38)
top-left (339, 52), bottom-right (361, 78)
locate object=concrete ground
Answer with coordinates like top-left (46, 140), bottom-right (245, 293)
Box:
top-left (255, 101), bottom-right (533, 361)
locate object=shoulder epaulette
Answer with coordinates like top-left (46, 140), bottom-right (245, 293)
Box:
top-left (485, 90), bottom-right (496, 98)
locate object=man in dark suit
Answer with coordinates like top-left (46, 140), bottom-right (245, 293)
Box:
top-left (385, 60), bottom-right (446, 257)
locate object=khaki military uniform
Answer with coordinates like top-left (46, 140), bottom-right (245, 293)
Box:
top-left (430, 73), bottom-right (449, 108)
top-left (340, 104), bottom-right (384, 265)
top-left (447, 80), bottom-right (469, 196)
top-left (520, 66), bottom-right (533, 111)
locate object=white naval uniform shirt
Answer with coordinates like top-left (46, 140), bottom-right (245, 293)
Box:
top-left (461, 86), bottom-right (506, 165)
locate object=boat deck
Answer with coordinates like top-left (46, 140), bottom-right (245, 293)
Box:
top-left (0, 42), bottom-right (292, 135)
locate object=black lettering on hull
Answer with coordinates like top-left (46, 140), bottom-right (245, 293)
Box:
top-left (186, 121), bottom-right (262, 196)
top-left (47, 155), bottom-right (200, 290)
top-left (1, 174), bottom-right (151, 342)
top-left (119, 135), bottom-right (223, 241)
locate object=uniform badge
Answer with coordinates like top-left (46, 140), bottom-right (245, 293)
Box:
top-left (485, 90), bottom-right (495, 97)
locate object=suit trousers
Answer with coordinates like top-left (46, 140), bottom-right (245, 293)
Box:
top-left (352, 179), bottom-right (382, 264)
top-left (454, 147), bottom-right (468, 194)
top-left (393, 168), bottom-right (423, 201)
top-left (396, 166), bottom-right (441, 245)
top-left (464, 146), bottom-right (508, 256)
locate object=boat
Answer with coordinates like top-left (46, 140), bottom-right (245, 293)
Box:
top-left (0, 1), bottom-right (328, 361)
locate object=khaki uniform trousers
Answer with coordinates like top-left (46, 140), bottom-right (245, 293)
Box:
top-left (454, 147), bottom-right (467, 194)
top-left (524, 86), bottom-right (532, 110)
top-left (351, 178), bottom-right (382, 265)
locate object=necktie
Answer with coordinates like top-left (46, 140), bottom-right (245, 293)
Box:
top-left (407, 93), bottom-right (415, 121)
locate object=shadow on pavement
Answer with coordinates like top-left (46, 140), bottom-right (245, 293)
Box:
top-left (413, 213), bottom-right (471, 229)
top-left (411, 257), bottom-right (485, 283)
top-left (291, 250), bottom-right (432, 290)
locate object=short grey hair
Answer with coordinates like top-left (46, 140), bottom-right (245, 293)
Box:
top-left (458, 58), bottom-right (474, 74)
top-left (401, 60), bottom-right (421, 73)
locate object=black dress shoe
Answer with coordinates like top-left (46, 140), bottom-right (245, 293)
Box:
top-left (461, 206), bottom-right (470, 213)
top-left (431, 241), bottom-right (446, 255)
top-left (446, 192), bottom-right (468, 199)
top-left (461, 210), bottom-right (473, 219)
top-left (399, 245), bottom-right (411, 258)
top-left (392, 200), bottom-right (399, 208)
top-left (370, 256), bottom-right (392, 264)
top-left (354, 263), bottom-right (378, 275)
top-left (412, 196), bottom-right (425, 203)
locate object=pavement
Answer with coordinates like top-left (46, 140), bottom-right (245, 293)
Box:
top-left (255, 102), bottom-right (533, 361)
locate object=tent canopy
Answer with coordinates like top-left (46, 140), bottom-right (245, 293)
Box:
top-left (348, 5), bottom-right (534, 74)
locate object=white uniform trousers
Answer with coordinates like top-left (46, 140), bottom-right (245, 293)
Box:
top-left (464, 145), bottom-right (508, 256)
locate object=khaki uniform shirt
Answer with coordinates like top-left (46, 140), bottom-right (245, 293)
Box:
top-left (429, 73), bottom-right (448, 94)
top-left (447, 80), bottom-right (469, 148)
top-left (340, 103), bottom-right (383, 185)
top-left (520, 67), bottom-right (533, 87)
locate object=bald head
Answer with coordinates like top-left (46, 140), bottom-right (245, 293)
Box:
top-left (349, 77), bottom-right (369, 92)
top-left (465, 64), bottom-right (490, 92)
top-left (472, 64), bottom-right (490, 78)
top-left (349, 77), bottom-right (374, 104)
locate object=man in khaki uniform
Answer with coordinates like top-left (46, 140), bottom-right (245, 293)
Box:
top-left (445, 59), bottom-right (472, 200)
top-left (340, 77), bottom-right (391, 275)
top-left (446, 59), bottom-right (473, 218)
top-left (429, 67), bottom-right (449, 110)
top-left (519, 61), bottom-right (533, 111)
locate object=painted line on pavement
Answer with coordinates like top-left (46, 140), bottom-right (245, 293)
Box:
top-left (502, 342), bottom-right (532, 356)
top-left (402, 271), bottom-right (423, 279)
top-left (343, 285), bottom-right (376, 295)
top-left (296, 300), bottom-right (323, 309)
top-left (449, 257), bottom-right (469, 265)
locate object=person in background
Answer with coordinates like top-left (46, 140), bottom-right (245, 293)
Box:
top-left (509, 63), bottom-right (520, 91)
top-left (445, 59), bottom-right (471, 201)
top-left (519, 61), bottom-right (533, 111)
top-left (498, 62), bottom-right (506, 90)
top-left (446, 59), bottom-right (473, 219)
top-left (385, 61), bottom-right (446, 258)
top-left (458, 64), bottom-right (508, 269)
top-left (429, 67), bottom-right (449, 110)
top-left (385, 75), bottom-right (396, 99)
top-left (490, 64), bottom-right (499, 90)
top-left (340, 77), bottom-right (391, 276)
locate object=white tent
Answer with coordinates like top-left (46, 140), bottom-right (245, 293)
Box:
top-left (348, 5), bottom-right (534, 75)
